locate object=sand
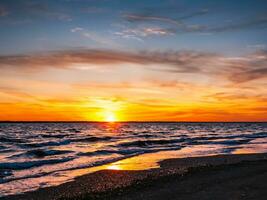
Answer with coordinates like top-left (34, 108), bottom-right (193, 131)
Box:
top-left (2, 153), bottom-right (267, 200)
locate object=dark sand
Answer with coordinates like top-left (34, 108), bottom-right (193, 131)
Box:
top-left (2, 153), bottom-right (267, 200)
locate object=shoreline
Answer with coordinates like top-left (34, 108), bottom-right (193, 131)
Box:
top-left (2, 153), bottom-right (267, 200)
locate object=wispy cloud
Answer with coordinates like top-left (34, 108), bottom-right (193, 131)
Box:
top-left (230, 67), bottom-right (267, 83)
top-left (123, 9), bottom-right (208, 24)
top-left (114, 26), bottom-right (175, 41)
top-left (225, 51), bottom-right (267, 83)
top-left (120, 9), bottom-right (209, 37)
top-left (122, 9), bottom-right (267, 36)
top-left (208, 92), bottom-right (267, 102)
top-left (123, 14), bottom-right (181, 26)
top-left (71, 27), bottom-right (117, 46)
top-left (71, 27), bottom-right (84, 32)
top-left (0, 49), bottom-right (216, 74)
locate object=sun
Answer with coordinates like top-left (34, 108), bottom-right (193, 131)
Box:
top-left (105, 112), bottom-right (116, 122)
top-left (85, 98), bottom-right (124, 122)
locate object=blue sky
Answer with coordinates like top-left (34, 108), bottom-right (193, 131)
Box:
top-left (0, 0), bottom-right (267, 55)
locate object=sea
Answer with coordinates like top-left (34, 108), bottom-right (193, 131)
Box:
top-left (0, 122), bottom-right (266, 196)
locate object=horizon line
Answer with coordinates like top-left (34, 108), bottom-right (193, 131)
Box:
top-left (0, 121), bottom-right (266, 123)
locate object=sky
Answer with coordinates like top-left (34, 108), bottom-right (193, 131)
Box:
top-left (0, 0), bottom-right (267, 121)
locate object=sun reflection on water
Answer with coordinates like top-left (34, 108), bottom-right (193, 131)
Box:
top-left (106, 165), bottom-right (122, 170)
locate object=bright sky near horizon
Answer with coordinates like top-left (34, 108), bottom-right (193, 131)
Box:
top-left (0, 0), bottom-right (267, 121)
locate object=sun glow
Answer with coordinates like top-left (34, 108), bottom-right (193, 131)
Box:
top-left (105, 112), bottom-right (116, 122)
top-left (82, 98), bottom-right (124, 122)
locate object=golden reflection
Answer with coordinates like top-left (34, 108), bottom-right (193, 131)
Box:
top-left (106, 164), bottom-right (122, 170)
top-left (102, 121), bottom-right (122, 135)
top-left (103, 146), bottom-right (221, 171)
top-left (103, 153), bottom-right (165, 171)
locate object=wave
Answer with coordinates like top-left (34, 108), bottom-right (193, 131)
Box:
top-left (0, 157), bottom-right (75, 170)
top-left (188, 138), bottom-right (252, 146)
top-left (66, 128), bottom-right (81, 133)
top-left (245, 132), bottom-right (267, 139)
top-left (0, 169), bottom-right (12, 179)
top-left (9, 149), bottom-right (73, 158)
top-left (71, 136), bottom-right (112, 143)
top-left (0, 154), bottom-right (133, 184)
top-left (22, 140), bottom-right (71, 148)
top-left (41, 134), bottom-right (68, 139)
top-left (0, 137), bottom-right (26, 143)
top-left (78, 148), bottom-right (143, 156)
top-left (118, 138), bottom-right (185, 147)
top-left (0, 145), bottom-right (6, 150)
top-left (191, 132), bottom-right (267, 141)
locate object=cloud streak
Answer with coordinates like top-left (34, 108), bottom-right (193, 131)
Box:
top-left (0, 49), bottom-right (266, 83)
top-left (123, 9), bottom-right (208, 25)
top-left (225, 51), bottom-right (267, 83)
top-left (123, 14), bottom-right (181, 26)
top-left (122, 9), bottom-right (267, 36)
top-left (71, 27), bottom-right (117, 46)
top-left (0, 49), bottom-right (216, 74)
top-left (114, 27), bottom-right (175, 41)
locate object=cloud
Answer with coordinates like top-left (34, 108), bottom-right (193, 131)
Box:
top-left (206, 92), bottom-right (266, 102)
top-left (123, 14), bottom-right (181, 26)
top-left (114, 27), bottom-right (175, 41)
top-left (225, 51), bottom-right (267, 83)
top-left (0, 86), bottom-right (39, 102)
top-left (70, 27), bottom-right (117, 46)
top-left (0, 49), bottom-right (216, 74)
top-left (71, 27), bottom-right (84, 32)
top-left (230, 67), bottom-right (267, 83)
top-left (72, 80), bottom-right (194, 92)
top-left (122, 9), bottom-right (267, 35)
top-left (0, 5), bottom-right (8, 17)
top-left (175, 16), bottom-right (267, 33)
top-left (123, 9), bottom-right (208, 25)
top-left (120, 9), bottom-right (209, 36)
top-left (0, 49), bottom-right (266, 83)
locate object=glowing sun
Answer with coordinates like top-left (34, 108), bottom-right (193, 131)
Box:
top-left (105, 112), bottom-right (116, 122)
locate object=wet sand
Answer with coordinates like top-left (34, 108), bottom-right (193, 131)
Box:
top-left (2, 153), bottom-right (267, 200)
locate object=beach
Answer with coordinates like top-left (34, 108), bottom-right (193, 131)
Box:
top-left (2, 153), bottom-right (267, 200)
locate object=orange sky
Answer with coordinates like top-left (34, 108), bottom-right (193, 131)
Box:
top-left (0, 50), bottom-right (266, 122)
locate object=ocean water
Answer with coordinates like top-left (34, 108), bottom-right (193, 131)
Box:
top-left (0, 122), bottom-right (267, 196)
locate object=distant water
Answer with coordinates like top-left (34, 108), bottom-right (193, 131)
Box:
top-left (0, 122), bottom-right (267, 196)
